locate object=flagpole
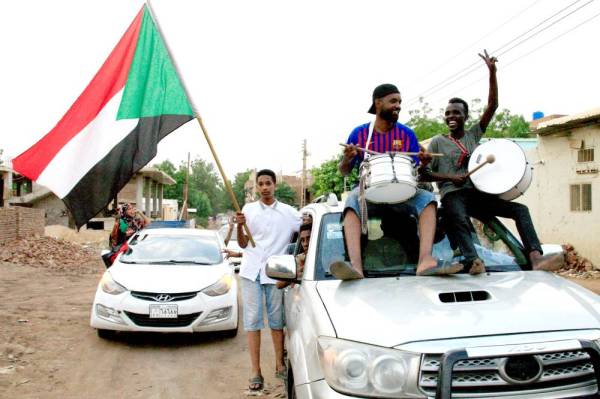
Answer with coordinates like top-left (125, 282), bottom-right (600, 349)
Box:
top-left (145, 1), bottom-right (255, 247)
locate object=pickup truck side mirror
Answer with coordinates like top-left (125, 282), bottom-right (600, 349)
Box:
top-left (266, 255), bottom-right (297, 281)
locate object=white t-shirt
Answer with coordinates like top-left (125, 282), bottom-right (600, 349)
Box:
top-left (239, 200), bottom-right (302, 284)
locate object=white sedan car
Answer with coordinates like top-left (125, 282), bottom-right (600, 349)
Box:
top-left (90, 228), bottom-right (238, 339)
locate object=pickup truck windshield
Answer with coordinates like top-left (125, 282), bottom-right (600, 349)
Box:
top-left (314, 212), bottom-right (523, 280)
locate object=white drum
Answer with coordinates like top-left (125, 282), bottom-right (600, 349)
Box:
top-left (468, 139), bottom-right (533, 201)
top-left (360, 154), bottom-right (417, 203)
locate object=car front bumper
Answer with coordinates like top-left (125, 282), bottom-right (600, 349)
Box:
top-left (90, 282), bottom-right (238, 333)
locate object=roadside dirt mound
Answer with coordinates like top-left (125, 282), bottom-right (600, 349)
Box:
top-left (557, 243), bottom-right (599, 279)
top-left (45, 225), bottom-right (108, 249)
top-left (0, 236), bottom-right (104, 275)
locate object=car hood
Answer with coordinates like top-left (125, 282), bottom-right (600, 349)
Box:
top-left (316, 271), bottom-right (600, 347)
top-left (109, 262), bottom-right (230, 293)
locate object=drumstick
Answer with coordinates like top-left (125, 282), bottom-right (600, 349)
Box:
top-left (339, 143), bottom-right (381, 155)
top-left (338, 143), bottom-right (443, 157)
top-left (466, 154), bottom-right (496, 177)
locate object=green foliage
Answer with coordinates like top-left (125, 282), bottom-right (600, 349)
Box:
top-left (485, 110), bottom-right (530, 138)
top-left (154, 160), bottom-right (184, 201)
top-left (311, 156), bottom-right (358, 198)
top-left (407, 98), bottom-right (531, 140)
top-left (223, 169), bottom-right (254, 209)
top-left (155, 157), bottom-right (226, 218)
top-left (275, 181), bottom-right (296, 205)
top-left (407, 98), bottom-right (446, 141)
top-left (189, 159), bottom-right (225, 214)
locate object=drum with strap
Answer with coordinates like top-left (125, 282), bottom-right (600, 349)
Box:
top-left (467, 139), bottom-right (532, 201)
top-left (358, 121), bottom-right (417, 204)
top-left (360, 153), bottom-right (417, 203)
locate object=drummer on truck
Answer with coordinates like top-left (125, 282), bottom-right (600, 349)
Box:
top-left (419, 50), bottom-right (562, 273)
top-left (333, 83), bottom-right (464, 280)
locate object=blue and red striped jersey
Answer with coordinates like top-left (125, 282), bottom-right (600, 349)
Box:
top-left (346, 122), bottom-right (421, 169)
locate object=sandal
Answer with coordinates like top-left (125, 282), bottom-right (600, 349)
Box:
top-left (248, 375), bottom-right (264, 391)
top-left (275, 368), bottom-right (287, 380)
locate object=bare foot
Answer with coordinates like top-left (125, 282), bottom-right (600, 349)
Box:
top-left (469, 258), bottom-right (486, 275)
top-left (330, 261), bottom-right (364, 280)
top-left (416, 256), bottom-right (463, 276)
top-left (416, 255), bottom-right (437, 275)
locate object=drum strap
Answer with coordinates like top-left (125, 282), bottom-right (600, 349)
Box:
top-left (364, 121), bottom-right (375, 160)
top-left (359, 121), bottom-right (376, 234)
top-left (447, 135), bottom-right (470, 167)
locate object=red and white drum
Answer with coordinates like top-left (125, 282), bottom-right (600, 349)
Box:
top-left (468, 139), bottom-right (532, 201)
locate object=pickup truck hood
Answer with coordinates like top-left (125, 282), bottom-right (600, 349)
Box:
top-left (316, 271), bottom-right (600, 347)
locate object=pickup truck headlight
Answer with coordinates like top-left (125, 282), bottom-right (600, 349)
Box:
top-left (317, 336), bottom-right (420, 398)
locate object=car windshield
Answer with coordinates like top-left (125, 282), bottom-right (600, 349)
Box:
top-left (314, 212), bottom-right (523, 280)
top-left (218, 225), bottom-right (237, 242)
top-left (120, 234), bottom-right (222, 265)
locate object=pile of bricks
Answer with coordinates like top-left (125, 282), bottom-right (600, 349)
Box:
top-left (0, 207), bottom-right (44, 242)
top-left (556, 243), bottom-right (599, 279)
top-left (0, 236), bottom-right (104, 274)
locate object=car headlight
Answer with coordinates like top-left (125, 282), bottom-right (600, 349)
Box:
top-left (317, 336), bottom-right (420, 398)
top-left (100, 272), bottom-right (127, 295)
top-left (201, 274), bottom-right (232, 297)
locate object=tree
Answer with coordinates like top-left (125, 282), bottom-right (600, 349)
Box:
top-left (155, 157), bottom-right (226, 218)
top-left (407, 98), bottom-right (446, 141)
top-left (222, 169), bottom-right (254, 210)
top-left (311, 156), bottom-right (358, 198)
top-left (155, 160), bottom-right (184, 201)
top-left (189, 159), bottom-right (225, 215)
top-left (275, 181), bottom-right (296, 205)
top-left (407, 98), bottom-right (531, 140)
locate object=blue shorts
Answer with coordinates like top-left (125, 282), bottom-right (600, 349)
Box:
top-left (344, 187), bottom-right (436, 219)
top-left (240, 276), bottom-right (284, 331)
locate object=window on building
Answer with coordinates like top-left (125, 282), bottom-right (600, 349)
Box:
top-left (570, 184), bottom-right (592, 211)
top-left (578, 148), bottom-right (594, 163)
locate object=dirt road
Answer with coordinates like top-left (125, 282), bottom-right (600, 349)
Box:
top-left (2, 252), bottom-right (600, 399)
top-left (0, 262), bottom-right (284, 399)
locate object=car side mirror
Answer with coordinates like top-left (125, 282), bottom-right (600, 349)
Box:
top-left (266, 255), bottom-right (297, 281)
top-left (101, 249), bottom-right (110, 257)
top-left (540, 244), bottom-right (566, 268)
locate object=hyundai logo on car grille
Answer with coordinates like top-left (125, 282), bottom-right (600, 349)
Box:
top-left (499, 355), bottom-right (543, 384)
top-left (154, 294), bottom-right (173, 302)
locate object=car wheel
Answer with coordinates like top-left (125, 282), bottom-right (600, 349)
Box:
top-left (97, 329), bottom-right (116, 340)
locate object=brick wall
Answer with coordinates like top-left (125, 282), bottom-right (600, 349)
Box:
top-left (0, 207), bottom-right (45, 242)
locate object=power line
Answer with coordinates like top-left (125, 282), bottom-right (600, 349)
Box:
top-left (424, 8), bottom-right (600, 108)
top-left (406, 0), bottom-right (593, 106)
top-left (407, 0), bottom-right (543, 90)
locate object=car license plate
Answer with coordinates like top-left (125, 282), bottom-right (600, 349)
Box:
top-left (149, 304), bottom-right (178, 318)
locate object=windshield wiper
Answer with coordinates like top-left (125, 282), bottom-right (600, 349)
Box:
top-left (364, 269), bottom-right (415, 277)
top-left (148, 260), bottom-right (213, 265)
top-left (119, 260), bottom-right (137, 264)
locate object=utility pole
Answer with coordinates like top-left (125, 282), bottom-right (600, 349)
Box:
top-left (301, 139), bottom-right (308, 207)
top-left (180, 152), bottom-right (190, 221)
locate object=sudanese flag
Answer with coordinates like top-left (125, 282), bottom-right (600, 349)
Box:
top-left (13, 5), bottom-right (194, 229)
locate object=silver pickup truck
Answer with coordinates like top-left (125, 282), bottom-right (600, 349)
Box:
top-left (267, 195), bottom-right (600, 399)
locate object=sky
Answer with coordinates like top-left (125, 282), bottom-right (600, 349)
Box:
top-left (2, 0), bottom-right (599, 180)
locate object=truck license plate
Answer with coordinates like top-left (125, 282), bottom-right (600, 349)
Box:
top-left (149, 304), bottom-right (178, 318)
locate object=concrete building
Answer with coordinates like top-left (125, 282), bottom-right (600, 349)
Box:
top-left (9, 166), bottom-right (175, 228)
top-left (519, 108), bottom-right (600, 264)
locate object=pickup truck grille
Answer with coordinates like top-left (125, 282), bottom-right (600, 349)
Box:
top-left (419, 350), bottom-right (597, 397)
